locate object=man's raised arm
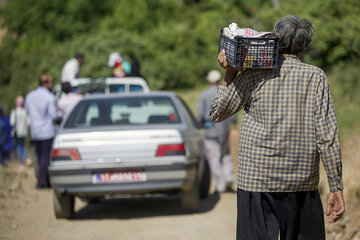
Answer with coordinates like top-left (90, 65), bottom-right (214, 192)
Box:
top-left (210, 50), bottom-right (249, 123)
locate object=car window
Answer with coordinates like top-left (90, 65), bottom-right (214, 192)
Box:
top-left (85, 103), bottom-right (100, 123)
top-left (130, 84), bottom-right (143, 92)
top-left (72, 87), bottom-right (79, 93)
top-left (109, 84), bottom-right (126, 93)
top-left (64, 96), bottom-right (181, 128)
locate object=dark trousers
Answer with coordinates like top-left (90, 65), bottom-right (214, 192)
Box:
top-left (237, 189), bottom-right (325, 240)
top-left (34, 139), bottom-right (53, 186)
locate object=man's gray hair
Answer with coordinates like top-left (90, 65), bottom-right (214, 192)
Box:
top-left (273, 15), bottom-right (314, 56)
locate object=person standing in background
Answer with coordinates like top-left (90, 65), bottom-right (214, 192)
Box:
top-left (197, 70), bottom-right (238, 194)
top-left (0, 106), bottom-right (14, 166)
top-left (0, 113), bottom-right (5, 166)
top-left (57, 82), bottom-right (82, 119)
top-left (108, 52), bottom-right (131, 78)
top-left (128, 53), bottom-right (143, 78)
top-left (25, 75), bottom-right (58, 188)
top-left (10, 96), bottom-right (32, 171)
top-left (61, 53), bottom-right (85, 83)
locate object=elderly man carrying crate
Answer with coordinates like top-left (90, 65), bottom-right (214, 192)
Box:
top-left (211, 15), bottom-right (345, 240)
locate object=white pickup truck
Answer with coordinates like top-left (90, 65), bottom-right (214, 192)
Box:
top-left (54, 77), bottom-right (150, 99)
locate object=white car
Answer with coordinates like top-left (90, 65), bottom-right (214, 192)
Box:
top-left (54, 77), bottom-right (150, 99)
top-left (49, 92), bottom-right (211, 218)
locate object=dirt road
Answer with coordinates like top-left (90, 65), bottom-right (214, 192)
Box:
top-left (0, 161), bottom-right (237, 240)
top-left (1, 134), bottom-right (360, 240)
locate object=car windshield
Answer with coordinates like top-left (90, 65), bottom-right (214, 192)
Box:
top-left (64, 96), bottom-right (181, 128)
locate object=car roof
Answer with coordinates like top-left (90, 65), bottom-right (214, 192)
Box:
top-left (104, 77), bottom-right (147, 84)
top-left (71, 77), bottom-right (147, 85)
top-left (72, 76), bottom-right (146, 81)
top-left (80, 91), bottom-right (179, 100)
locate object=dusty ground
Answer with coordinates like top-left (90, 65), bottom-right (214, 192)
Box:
top-left (0, 135), bottom-right (359, 240)
top-left (0, 160), bottom-right (238, 240)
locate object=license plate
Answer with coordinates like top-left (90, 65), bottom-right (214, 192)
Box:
top-left (92, 170), bottom-right (146, 184)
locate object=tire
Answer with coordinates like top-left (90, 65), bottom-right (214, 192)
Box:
top-left (53, 191), bottom-right (74, 219)
top-left (180, 180), bottom-right (200, 213)
top-left (86, 197), bottom-right (101, 204)
top-left (199, 159), bottom-right (211, 199)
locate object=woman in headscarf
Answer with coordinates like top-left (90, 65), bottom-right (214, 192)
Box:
top-left (10, 96), bottom-right (31, 171)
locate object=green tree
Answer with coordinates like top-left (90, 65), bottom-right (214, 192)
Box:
top-left (0, 0), bottom-right (359, 111)
top-left (1, 0), bottom-right (115, 41)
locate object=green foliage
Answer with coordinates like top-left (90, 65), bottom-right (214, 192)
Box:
top-left (324, 61), bottom-right (360, 139)
top-left (0, 0), bottom-right (359, 116)
top-left (1, 0), bottom-right (115, 41)
top-left (255, 0), bottom-right (360, 68)
top-left (100, 0), bottom-right (180, 33)
top-left (305, 0), bottom-right (360, 66)
top-left (330, 62), bottom-right (360, 103)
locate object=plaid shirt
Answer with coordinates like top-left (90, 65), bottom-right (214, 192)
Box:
top-left (210, 54), bottom-right (343, 192)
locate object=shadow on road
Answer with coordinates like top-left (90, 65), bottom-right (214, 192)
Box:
top-left (71, 193), bottom-right (221, 220)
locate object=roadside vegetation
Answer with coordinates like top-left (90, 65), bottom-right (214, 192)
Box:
top-left (0, 1), bottom-right (359, 237)
top-left (0, 0), bottom-right (359, 108)
top-left (0, 0), bottom-right (359, 165)
top-left (0, 0), bottom-right (359, 147)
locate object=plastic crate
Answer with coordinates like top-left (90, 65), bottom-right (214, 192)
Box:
top-left (218, 28), bottom-right (279, 69)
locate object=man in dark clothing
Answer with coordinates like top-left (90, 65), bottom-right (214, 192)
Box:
top-left (212, 15), bottom-right (345, 239)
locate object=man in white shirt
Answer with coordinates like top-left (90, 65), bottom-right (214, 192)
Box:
top-left (25, 75), bottom-right (58, 188)
top-left (61, 53), bottom-right (84, 83)
top-left (57, 82), bottom-right (82, 119)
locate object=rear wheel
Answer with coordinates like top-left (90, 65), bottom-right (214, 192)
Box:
top-left (53, 191), bottom-right (74, 219)
top-left (181, 181), bottom-right (200, 213)
top-left (86, 197), bottom-right (101, 204)
top-left (199, 159), bottom-right (211, 199)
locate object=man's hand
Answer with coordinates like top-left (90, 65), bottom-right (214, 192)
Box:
top-left (217, 50), bottom-right (239, 86)
top-left (217, 49), bottom-right (235, 71)
top-left (326, 190), bottom-right (345, 223)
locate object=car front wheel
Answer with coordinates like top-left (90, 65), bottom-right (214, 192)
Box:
top-left (53, 191), bottom-right (74, 219)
